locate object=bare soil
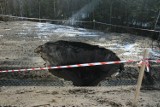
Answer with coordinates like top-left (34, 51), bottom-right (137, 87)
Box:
top-left (0, 21), bottom-right (160, 107)
top-left (0, 86), bottom-right (160, 107)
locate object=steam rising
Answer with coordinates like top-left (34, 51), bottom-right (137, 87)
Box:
top-left (65, 0), bottom-right (102, 25)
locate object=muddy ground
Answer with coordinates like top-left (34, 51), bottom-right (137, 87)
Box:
top-left (0, 21), bottom-right (160, 107)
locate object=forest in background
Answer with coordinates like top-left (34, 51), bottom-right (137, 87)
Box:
top-left (0, 0), bottom-right (160, 30)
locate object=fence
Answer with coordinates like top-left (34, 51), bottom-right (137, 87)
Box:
top-left (0, 15), bottom-right (160, 87)
top-left (0, 16), bottom-right (160, 106)
top-left (0, 48), bottom-right (160, 106)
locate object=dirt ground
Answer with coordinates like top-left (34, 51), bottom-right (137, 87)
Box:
top-left (0, 86), bottom-right (159, 107)
top-left (0, 21), bottom-right (160, 107)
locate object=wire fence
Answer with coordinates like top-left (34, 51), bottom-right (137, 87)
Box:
top-left (0, 15), bottom-right (160, 88)
top-left (0, 59), bottom-right (160, 88)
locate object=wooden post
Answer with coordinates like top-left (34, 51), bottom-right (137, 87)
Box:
top-left (133, 49), bottom-right (149, 106)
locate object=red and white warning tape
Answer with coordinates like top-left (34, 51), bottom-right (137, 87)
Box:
top-left (146, 60), bottom-right (150, 72)
top-left (0, 60), bottom-right (136, 73)
top-left (149, 60), bottom-right (160, 63)
top-left (137, 59), bottom-right (160, 72)
top-left (0, 59), bottom-right (159, 73)
top-left (138, 60), bottom-right (150, 72)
